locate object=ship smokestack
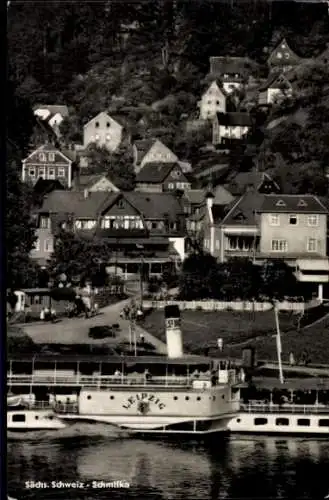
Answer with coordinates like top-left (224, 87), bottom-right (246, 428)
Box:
top-left (164, 305), bottom-right (183, 358)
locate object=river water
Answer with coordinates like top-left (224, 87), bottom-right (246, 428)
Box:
top-left (7, 425), bottom-right (329, 499)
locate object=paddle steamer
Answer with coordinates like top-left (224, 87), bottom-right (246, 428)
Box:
top-left (7, 306), bottom-right (239, 435)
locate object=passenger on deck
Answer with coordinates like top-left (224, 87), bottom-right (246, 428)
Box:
top-left (211, 370), bottom-right (218, 386)
top-left (114, 369), bottom-right (121, 379)
top-left (144, 369), bottom-right (152, 382)
top-left (192, 369), bottom-right (200, 378)
top-left (40, 308), bottom-right (45, 321)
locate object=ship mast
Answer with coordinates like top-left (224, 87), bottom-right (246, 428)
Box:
top-left (274, 302), bottom-right (284, 384)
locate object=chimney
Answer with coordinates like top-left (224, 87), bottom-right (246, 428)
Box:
top-left (164, 305), bottom-right (183, 358)
top-left (205, 191), bottom-right (215, 256)
top-left (205, 191), bottom-right (215, 211)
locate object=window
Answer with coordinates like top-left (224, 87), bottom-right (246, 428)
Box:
top-left (40, 216), bottom-right (50, 229)
top-left (33, 239), bottom-right (40, 251)
top-left (297, 418), bottom-right (310, 426)
top-left (58, 167), bottom-right (65, 178)
top-left (28, 167), bottom-right (36, 178)
top-left (48, 153), bottom-right (55, 162)
top-left (307, 238), bottom-right (317, 252)
top-left (12, 414), bottom-right (26, 422)
top-left (87, 395), bottom-right (92, 400)
top-left (289, 214), bottom-right (298, 225)
top-left (254, 418), bottom-right (268, 426)
top-left (117, 199), bottom-right (124, 208)
top-left (271, 239), bottom-right (288, 252)
top-left (269, 214), bottom-right (280, 226)
top-left (215, 240), bottom-right (220, 250)
top-left (318, 419), bottom-right (329, 427)
top-left (44, 239), bottom-right (53, 252)
top-left (185, 396), bottom-right (190, 401)
top-left (95, 134), bottom-right (100, 141)
top-left (48, 168), bottom-right (55, 179)
top-left (106, 122), bottom-right (110, 127)
top-left (39, 153), bottom-right (46, 161)
top-left (106, 134), bottom-right (110, 141)
top-left (207, 100), bottom-right (212, 105)
top-left (275, 418), bottom-right (289, 426)
top-left (168, 183), bottom-right (174, 190)
top-left (284, 52), bottom-right (290, 59)
top-left (38, 167), bottom-right (46, 178)
top-left (110, 395), bottom-right (114, 400)
top-left (308, 215), bottom-right (319, 227)
top-left (95, 122), bottom-right (99, 128)
top-left (216, 100), bottom-right (220, 105)
top-left (196, 397), bottom-right (201, 401)
top-left (277, 51), bottom-right (282, 59)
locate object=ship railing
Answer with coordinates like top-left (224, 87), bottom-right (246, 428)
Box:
top-left (54, 402), bottom-right (79, 414)
top-left (7, 373), bottom-right (193, 387)
top-left (240, 402), bottom-right (329, 414)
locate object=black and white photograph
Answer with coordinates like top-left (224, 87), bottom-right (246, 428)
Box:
top-left (6, 0), bottom-right (329, 498)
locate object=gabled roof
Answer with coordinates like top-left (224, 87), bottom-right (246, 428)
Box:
top-left (220, 191), bottom-right (265, 227)
top-left (258, 73), bottom-right (292, 92)
top-left (215, 112), bottom-right (252, 127)
top-left (202, 80), bottom-right (228, 97)
top-left (267, 38), bottom-right (302, 67)
top-left (209, 56), bottom-right (255, 75)
top-left (259, 194), bottom-right (328, 214)
top-left (133, 138), bottom-right (159, 165)
top-left (136, 162), bottom-right (184, 184)
top-left (229, 171), bottom-right (280, 195)
top-left (183, 189), bottom-right (206, 205)
top-left (33, 105), bottom-right (69, 117)
top-left (23, 144), bottom-right (72, 163)
top-left (33, 179), bottom-right (65, 196)
top-left (76, 175), bottom-right (119, 192)
top-left (38, 191), bottom-right (184, 220)
top-left (83, 111), bottom-right (123, 129)
top-left (39, 190), bottom-right (114, 218)
top-left (212, 185), bottom-right (235, 205)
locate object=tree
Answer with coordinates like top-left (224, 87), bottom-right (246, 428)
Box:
top-left (48, 230), bottom-right (112, 285)
top-left (84, 144), bottom-right (135, 190)
top-left (219, 258), bottom-right (260, 300)
top-left (178, 252), bottom-right (220, 299)
top-left (260, 259), bottom-right (298, 301)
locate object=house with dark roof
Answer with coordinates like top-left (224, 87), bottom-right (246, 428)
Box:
top-left (133, 138), bottom-right (178, 173)
top-left (135, 162), bottom-right (191, 193)
top-left (208, 56), bottom-right (257, 94)
top-left (202, 192), bottom-right (329, 294)
top-left (72, 174), bottom-right (119, 193)
top-left (227, 169), bottom-right (281, 196)
top-left (258, 73), bottom-right (293, 105)
top-left (212, 112), bottom-right (252, 145)
top-left (32, 191), bottom-right (187, 278)
top-left (197, 81), bottom-right (227, 120)
top-left (22, 144), bottom-right (73, 188)
top-left (267, 38), bottom-right (309, 74)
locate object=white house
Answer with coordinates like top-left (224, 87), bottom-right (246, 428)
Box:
top-left (212, 112), bottom-right (252, 145)
top-left (198, 81), bottom-right (227, 120)
top-left (83, 111), bottom-right (123, 152)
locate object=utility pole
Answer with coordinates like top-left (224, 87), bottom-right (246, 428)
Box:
top-left (274, 303), bottom-right (284, 384)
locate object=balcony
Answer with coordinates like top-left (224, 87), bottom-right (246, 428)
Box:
top-left (95, 228), bottom-right (149, 239)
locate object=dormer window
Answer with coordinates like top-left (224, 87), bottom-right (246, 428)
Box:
top-left (39, 153), bottom-right (46, 161)
top-left (276, 199), bottom-right (286, 207)
top-left (95, 122), bottom-right (100, 128)
top-left (117, 199), bottom-right (124, 208)
top-left (48, 153), bottom-right (55, 162)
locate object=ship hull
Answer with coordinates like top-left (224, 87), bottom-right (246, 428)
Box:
top-left (58, 413), bottom-right (236, 434)
top-left (7, 410), bottom-right (67, 432)
top-left (228, 412), bottom-right (329, 435)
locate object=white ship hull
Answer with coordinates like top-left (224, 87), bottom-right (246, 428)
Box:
top-left (7, 409), bottom-right (67, 432)
top-left (58, 412), bottom-right (236, 434)
top-left (228, 412), bottom-right (329, 435)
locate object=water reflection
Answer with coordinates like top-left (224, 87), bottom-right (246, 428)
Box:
top-left (7, 436), bottom-right (329, 500)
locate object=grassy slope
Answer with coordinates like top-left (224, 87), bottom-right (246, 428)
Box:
top-left (141, 310), bottom-right (329, 363)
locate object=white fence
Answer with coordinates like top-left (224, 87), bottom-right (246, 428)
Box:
top-left (143, 300), bottom-right (306, 312)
